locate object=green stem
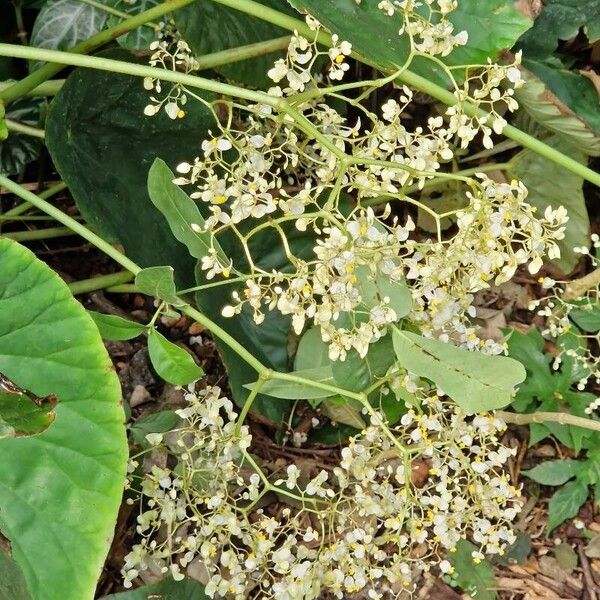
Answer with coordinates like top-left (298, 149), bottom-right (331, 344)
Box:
top-left (0, 80), bottom-right (65, 97)
top-left (195, 36), bottom-right (291, 71)
top-left (0, 0), bottom-right (195, 105)
top-left (208, 0), bottom-right (600, 188)
top-left (362, 162), bottom-right (514, 207)
top-left (499, 411), bottom-right (600, 434)
top-left (78, 0), bottom-right (157, 26)
top-left (3, 226), bottom-right (74, 241)
top-left (235, 373), bottom-right (269, 435)
top-left (106, 283), bottom-right (139, 293)
top-left (3, 181), bottom-right (67, 218)
top-left (13, 2), bottom-right (28, 45)
top-left (68, 270), bottom-right (134, 295)
top-left (4, 119), bottom-right (45, 139)
top-left (0, 175), bottom-right (141, 273)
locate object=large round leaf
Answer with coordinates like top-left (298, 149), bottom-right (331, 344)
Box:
top-left (0, 239), bottom-right (127, 600)
top-left (45, 49), bottom-right (213, 285)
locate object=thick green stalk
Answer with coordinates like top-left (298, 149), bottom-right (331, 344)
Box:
top-left (194, 36), bottom-right (291, 71)
top-left (4, 226), bottom-right (73, 241)
top-left (0, 0), bottom-right (195, 105)
top-left (208, 0), bottom-right (600, 188)
top-left (3, 181), bottom-right (67, 218)
top-left (68, 271), bottom-right (134, 294)
top-left (4, 118), bottom-right (45, 139)
top-left (0, 80), bottom-right (64, 97)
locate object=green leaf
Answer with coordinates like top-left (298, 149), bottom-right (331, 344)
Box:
top-left (148, 329), bottom-right (204, 386)
top-left (294, 327), bottom-right (330, 371)
top-left (45, 49), bottom-right (215, 285)
top-left (105, 0), bottom-right (161, 50)
top-left (320, 395), bottom-right (365, 429)
top-left (513, 64), bottom-right (600, 156)
top-left (0, 98), bottom-right (44, 176)
top-left (148, 159), bottom-right (227, 263)
top-left (0, 239), bottom-right (127, 600)
top-left (0, 383), bottom-right (57, 439)
top-left (516, 0), bottom-right (600, 60)
top-left (288, 0), bottom-right (531, 86)
top-left (102, 577), bottom-right (209, 600)
top-left (392, 329), bottom-right (526, 413)
top-left (449, 539), bottom-right (496, 600)
top-left (570, 305), bottom-right (600, 333)
top-left (547, 477), bottom-right (588, 533)
top-left (89, 311), bottom-right (146, 341)
top-left (331, 334), bottom-right (394, 393)
top-left (129, 410), bottom-right (180, 447)
top-left (0, 549), bottom-right (32, 600)
top-left (135, 266), bottom-right (185, 307)
top-left (509, 134), bottom-right (588, 273)
top-left (30, 0), bottom-right (106, 68)
top-left (355, 265), bottom-right (412, 318)
top-left (175, 0), bottom-right (296, 88)
top-left (522, 459), bottom-right (582, 486)
top-left (248, 366), bottom-right (335, 400)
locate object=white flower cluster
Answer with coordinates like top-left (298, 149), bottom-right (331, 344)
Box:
top-left (529, 234), bottom-right (600, 400)
top-left (123, 387), bottom-right (521, 599)
top-left (143, 38), bottom-right (199, 119)
top-left (168, 21), bottom-right (564, 359)
top-left (377, 0), bottom-right (468, 57)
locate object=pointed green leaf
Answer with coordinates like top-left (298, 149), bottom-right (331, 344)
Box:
top-left (320, 396), bottom-right (366, 429)
top-left (129, 410), bottom-right (180, 447)
top-left (449, 540), bottom-right (496, 600)
top-left (570, 305), bottom-right (600, 333)
top-left (0, 239), bottom-right (127, 600)
top-left (105, 0), bottom-right (161, 50)
top-left (355, 265), bottom-right (412, 318)
top-left (89, 311), bottom-right (146, 341)
top-left (148, 329), bottom-right (203, 386)
top-left (392, 329), bottom-right (526, 413)
top-left (135, 266), bottom-right (184, 307)
top-left (0, 389), bottom-right (57, 439)
top-left (522, 459), bottom-right (582, 486)
top-left (148, 158), bottom-right (227, 263)
top-left (547, 478), bottom-right (589, 533)
top-left (294, 327), bottom-right (330, 371)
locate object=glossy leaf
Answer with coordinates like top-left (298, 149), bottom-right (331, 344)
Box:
top-left (331, 334), bottom-right (394, 393)
top-left (320, 396), bottom-right (365, 429)
top-left (30, 0), bottom-right (106, 68)
top-left (522, 459), bottom-right (582, 486)
top-left (46, 49), bottom-right (215, 285)
top-left (513, 64), bottom-right (600, 156)
top-left (288, 0), bottom-right (531, 86)
top-left (148, 329), bottom-right (204, 386)
top-left (0, 387), bottom-right (56, 439)
top-left (449, 540), bottom-right (496, 600)
top-left (0, 239), bottom-right (127, 600)
top-left (148, 159), bottom-right (227, 263)
top-left (129, 410), bottom-right (180, 447)
top-left (570, 305), bottom-right (600, 333)
top-left (516, 0), bottom-right (600, 59)
top-left (0, 549), bottom-right (32, 600)
top-left (102, 577), bottom-right (209, 600)
top-left (392, 329), bottom-right (526, 413)
top-left (0, 98), bottom-right (44, 176)
top-left (547, 477), bottom-right (588, 533)
top-left (135, 266), bottom-right (184, 307)
top-left (89, 311), bottom-right (146, 341)
top-left (509, 134), bottom-right (588, 273)
top-left (175, 0), bottom-right (296, 88)
top-left (294, 327), bottom-right (330, 371)
top-left (105, 0), bottom-right (161, 50)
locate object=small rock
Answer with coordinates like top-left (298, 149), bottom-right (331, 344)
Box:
top-left (129, 385), bottom-right (151, 408)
